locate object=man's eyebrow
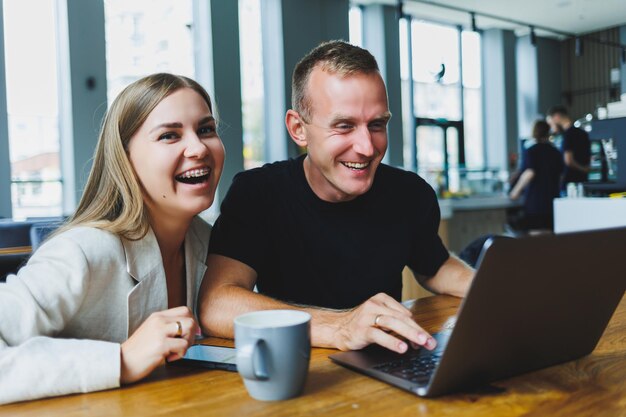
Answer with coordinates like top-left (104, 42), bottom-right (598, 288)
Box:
top-left (374, 111), bottom-right (392, 122)
top-left (327, 111), bottom-right (392, 125)
top-left (328, 114), bottom-right (354, 124)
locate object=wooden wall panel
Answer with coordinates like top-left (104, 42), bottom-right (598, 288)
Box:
top-left (560, 27), bottom-right (621, 120)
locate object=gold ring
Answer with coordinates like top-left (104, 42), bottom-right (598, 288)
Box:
top-left (374, 314), bottom-right (382, 327)
top-left (175, 321), bottom-right (183, 338)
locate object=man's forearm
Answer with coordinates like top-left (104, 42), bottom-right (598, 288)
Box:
top-left (564, 151), bottom-right (590, 173)
top-left (423, 256), bottom-right (474, 298)
top-left (200, 282), bottom-right (443, 354)
top-left (199, 284), bottom-right (348, 348)
top-left (566, 159), bottom-right (589, 173)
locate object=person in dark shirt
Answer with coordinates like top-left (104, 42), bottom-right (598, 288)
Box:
top-left (509, 120), bottom-right (564, 231)
top-left (547, 105), bottom-right (591, 187)
top-left (199, 41), bottom-right (474, 355)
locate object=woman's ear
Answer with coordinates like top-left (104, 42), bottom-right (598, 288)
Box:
top-left (285, 109), bottom-right (307, 148)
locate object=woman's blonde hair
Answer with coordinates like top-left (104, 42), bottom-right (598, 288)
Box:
top-left (59, 73), bottom-right (213, 240)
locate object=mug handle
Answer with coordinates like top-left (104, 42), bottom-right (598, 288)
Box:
top-left (236, 339), bottom-right (269, 381)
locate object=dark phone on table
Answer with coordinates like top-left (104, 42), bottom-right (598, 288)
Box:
top-left (174, 344), bottom-right (237, 371)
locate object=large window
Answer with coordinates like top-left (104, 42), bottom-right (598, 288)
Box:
top-left (104, 0), bottom-right (195, 103)
top-left (3, 0), bottom-right (62, 219)
top-left (400, 19), bottom-right (483, 194)
top-left (349, 5), bottom-right (363, 47)
top-left (239, 0), bottom-right (265, 169)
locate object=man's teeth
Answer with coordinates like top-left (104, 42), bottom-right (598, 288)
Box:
top-left (342, 161), bottom-right (369, 169)
top-left (177, 168), bottom-right (210, 179)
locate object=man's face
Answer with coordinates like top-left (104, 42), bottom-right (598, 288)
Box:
top-left (547, 114), bottom-right (562, 133)
top-left (297, 68), bottom-right (389, 203)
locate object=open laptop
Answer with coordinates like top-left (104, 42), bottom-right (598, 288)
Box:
top-left (329, 227), bottom-right (626, 397)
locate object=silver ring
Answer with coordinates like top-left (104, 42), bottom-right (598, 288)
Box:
top-left (175, 321), bottom-right (183, 338)
top-left (374, 314), bottom-right (382, 327)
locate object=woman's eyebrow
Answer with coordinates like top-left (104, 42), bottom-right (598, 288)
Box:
top-left (148, 115), bottom-right (215, 133)
top-left (149, 122), bottom-right (183, 134)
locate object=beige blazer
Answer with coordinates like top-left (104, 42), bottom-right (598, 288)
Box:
top-left (0, 216), bottom-right (210, 405)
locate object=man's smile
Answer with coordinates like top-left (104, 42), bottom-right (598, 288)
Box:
top-left (340, 161), bottom-right (370, 170)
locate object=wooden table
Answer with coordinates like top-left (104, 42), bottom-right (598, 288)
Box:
top-left (2, 294), bottom-right (625, 416)
top-left (0, 246), bottom-right (31, 256)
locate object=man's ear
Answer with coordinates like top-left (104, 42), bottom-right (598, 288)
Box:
top-left (285, 109), bottom-right (308, 148)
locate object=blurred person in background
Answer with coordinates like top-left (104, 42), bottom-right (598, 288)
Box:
top-left (547, 105), bottom-right (590, 190)
top-left (509, 120), bottom-right (564, 232)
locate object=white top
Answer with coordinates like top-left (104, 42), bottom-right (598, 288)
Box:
top-left (0, 217), bottom-right (210, 404)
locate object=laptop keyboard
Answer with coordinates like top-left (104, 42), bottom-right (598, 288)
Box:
top-left (372, 352), bottom-right (442, 383)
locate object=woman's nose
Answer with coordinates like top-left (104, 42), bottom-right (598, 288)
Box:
top-left (183, 134), bottom-right (209, 159)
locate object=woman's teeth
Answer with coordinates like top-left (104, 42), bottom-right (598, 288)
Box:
top-left (177, 168), bottom-right (210, 179)
top-left (175, 168), bottom-right (210, 184)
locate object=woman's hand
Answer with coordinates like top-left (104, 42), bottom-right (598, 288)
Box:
top-left (120, 306), bottom-right (198, 384)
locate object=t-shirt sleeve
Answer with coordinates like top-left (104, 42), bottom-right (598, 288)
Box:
top-left (525, 147), bottom-right (537, 171)
top-left (209, 172), bottom-right (268, 274)
top-left (561, 130), bottom-right (574, 152)
top-left (407, 183), bottom-right (450, 278)
top-left (520, 146), bottom-right (530, 171)
top-left (556, 149), bottom-right (565, 172)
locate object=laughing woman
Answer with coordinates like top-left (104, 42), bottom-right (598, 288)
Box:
top-left (0, 73), bottom-right (224, 404)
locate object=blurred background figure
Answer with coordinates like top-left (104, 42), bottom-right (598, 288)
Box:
top-left (509, 120), bottom-right (564, 232)
top-left (546, 105), bottom-right (591, 190)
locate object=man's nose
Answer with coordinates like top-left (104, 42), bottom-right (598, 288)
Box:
top-left (352, 126), bottom-right (375, 157)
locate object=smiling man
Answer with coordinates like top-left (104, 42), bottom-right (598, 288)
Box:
top-left (199, 41), bottom-right (474, 354)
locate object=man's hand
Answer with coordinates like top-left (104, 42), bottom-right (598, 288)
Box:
top-left (329, 293), bottom-right (436, 354)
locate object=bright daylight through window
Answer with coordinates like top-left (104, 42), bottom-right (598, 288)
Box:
top-left (3, 0), bottom-right (62, 219)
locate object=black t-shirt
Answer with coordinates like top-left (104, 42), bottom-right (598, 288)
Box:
top-left (561, 126), bottom-right (591, 184)
top-left (522, 142), bottom-right (564, 215)
top-left (209, 155), bottom-right (449, 309)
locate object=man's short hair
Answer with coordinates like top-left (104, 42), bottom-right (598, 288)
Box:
top-left (292, 40), bottom-right (380, 122)
top-left (547, 105), bottom-right (569, 117)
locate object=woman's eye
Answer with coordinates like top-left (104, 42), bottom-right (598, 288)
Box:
top-left (198, 125), bottom-right (216, 136)
top-left (158, 132), bottom-right (178, 141)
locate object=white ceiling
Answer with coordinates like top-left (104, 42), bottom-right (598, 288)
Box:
top-left (365, 0), bottom-right (626, 38)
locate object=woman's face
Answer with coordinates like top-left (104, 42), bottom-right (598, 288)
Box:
top-left (127, 88), bottom-right (225, 222)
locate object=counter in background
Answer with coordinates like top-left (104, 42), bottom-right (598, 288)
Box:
top-left (442, 195), bottom-right (519, 254)
top-left (554, 197), bottom-right (626, 233)
top-left (402, 195), bottom-right (518, 301)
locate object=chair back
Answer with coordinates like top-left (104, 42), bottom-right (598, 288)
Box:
top-left (0, 221), bottom-right (33, 281)
top-left (0, 217), bottom-right (64, 281)
top-left (30, 221), bottom-right (62, 251)
top-left (459, 234), bottom-right (514, 268)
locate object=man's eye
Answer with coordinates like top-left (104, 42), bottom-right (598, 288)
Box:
top-left (369, 122), bottom-right (387, 131)
top-left (158, 132), bottom-right (178, 141)
top-left (336, 124), bottom-right (354, 131)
